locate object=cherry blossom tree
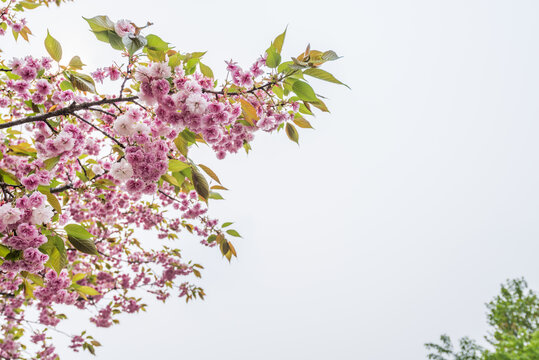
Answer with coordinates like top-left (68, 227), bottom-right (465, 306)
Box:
top-left (0, 0), bottom-right (347, 358)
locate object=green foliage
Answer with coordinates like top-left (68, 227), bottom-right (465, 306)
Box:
top-left (65, 224), bottom-right (98, 255)
top-left (65, 71), bottom-right (96, 93)
top-left (426, 279), bottom-right (539, 360)
top-left (292, 80), bottom-right (318, 101)
top-left (426, 335), bottom-right (483, 360)
top-left (84, 15), bottom-right (124, 51)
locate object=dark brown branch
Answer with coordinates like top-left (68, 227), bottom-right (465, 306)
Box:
top-left (158, 189), bottom-right (180, 203)
top-left (88, 107), bottom-right (117, 117)
top-left (50, 184), bottom-right (72, 193)
top-left (0, 96), bottom-right (137, 130)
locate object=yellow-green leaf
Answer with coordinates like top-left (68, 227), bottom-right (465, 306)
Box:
top-left (198, 164), bottom-right (222, 185)
top-left (68, 56), bottom-right (86, 70)
top-left (77, 286), bottom-right (100, 296)
top-left (285, 123), bottom-right (299, 144)
top-left (44, 30), bottom-right (62, 62)
top-left (161, 173), bottom-right (180, 187)
top-left (272, 26), bottom-right (287, 54)
top-left (303, 68), bottom-right (350, 89)
top-left (293, 116), bottom-right (313, 129)
top-left (191, 166), bottom-right (209, 200)
top-left (168, 159), bottom-right (190, 172)
top-left (199, 62), bottom-right (214, 78)
top-left (45, 192), bottom-right (62, 214)
top-left (239, 99), bottom-right (259, 126)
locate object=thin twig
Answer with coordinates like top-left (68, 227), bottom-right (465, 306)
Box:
top-left (71, 112), bottom-right (125, 148)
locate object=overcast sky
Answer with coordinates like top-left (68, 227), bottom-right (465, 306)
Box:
top-left (4, 0), bottom-right (539, 359)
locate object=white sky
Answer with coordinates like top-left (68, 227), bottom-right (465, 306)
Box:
top-left (4, 0), bottom-right (539, 359)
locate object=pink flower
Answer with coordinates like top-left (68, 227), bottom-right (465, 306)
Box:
top-left (238, 71), bottom-right (254, 88)
top-left (110, 159), bottom-right (134, 182)
top-left (29, 192), bottom-right (45, 207)
top-left (21, 174), bottom-right (40, 191)
top-left (151, 79), bottom-right (170, 98)
top-left (17, 223), bottom-right (38, 240)
top-left (149, 62), bottom-right (172, 79)
top-left (91, 68), bottom-right (106, 83)
top-left (113, 114), bottom-right (136, 137)
top-left (106, 66), bottom-right (121, 81)
top-left (15, 66), bottom-right (37, 81)
top-left (114, 19), bottom-right (135, 37)
top-left (30, 204), bottom-right (54, 225)
top-left (0, 204), bottom-right (22, 225)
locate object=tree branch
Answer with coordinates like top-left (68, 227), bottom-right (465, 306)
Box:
top-left (0, 96), bottom-right (137, 130)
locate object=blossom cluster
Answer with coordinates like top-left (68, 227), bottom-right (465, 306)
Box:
top-left (0, 193), bottom-right (52, 273)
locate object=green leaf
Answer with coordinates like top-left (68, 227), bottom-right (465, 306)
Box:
top-left (226, 229), bottom-right (241, 238)
top-left (169, 53), bottom-right (182, 69)
top-left (285, 123), bottom-right (299, 144)
top-left (107, 31), bottom-right (125, 50)
top-left (44, 30), bottom-right (62, 62)
top-left (191, 166), bottom-right (209, 200)
top-left (168, 159), bottom-right (190, 172)
top-left (91, 30), bottom-right (110, 43)
top-left (189, 51), bottom-right (207, 59)
top-left (123, 35), bottom-right (147, 55)
top-left (298, 103), bottom-right (313, 115)
top-left (19, 1), bottom-right (41, 9)
top-left (67, 71), bottom-right (96, 93)
top-left (174, 134), bottom-right (188, 156)
top-left (199, 62), bottom-right (214, 78)
top-left (68, 235), bottom-right (98, 255)
top-left (321, 50), bottom-right (342, 61)
top-left (145, 34), bottom-right (169, 51)
top-left (161, 173), bottom-right (180, 187)
top-left (91, 30), bottom-right (124, 51)
top-left (83, 15), bottom-right (115, 32)
top-left (43, 156), bottom-right (61, 171)
top-left (272, 26), bottom-right (287, 54)
top-left (68, 56), bottom-right (86, 70)
top-left (265, 45), bottom-right (281, 68)
top-left (303, 68), bottom-right (350, 89)
top-left (41, 236), bottom-right (66, 274)
top-left (272, 85), bottom-right (284, 99)
top-left (5, 250), bottom-right (22, 261)
top-left (292, 81), bottom-right (318, 102)
top-left (59, 80), bottom-right (74, 91)
top-left (0, 244), bottom-right (10, 257)
top-left (71, 273), bottom-right (86, 283)
top-left (44, 191), bottom-right (62, 214)
top-left (209, 192), bottom-right (224, 200)
top-left (64, 224), bottom-right (93, 240)
top-left (308, 98), bottom-right (329, 112)
top-left (0, 169), bottom-right (20, 185)
top-left (77, 286), bottom-right (100, 296)
top-left (222, 222), bottom-right (233, 228)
